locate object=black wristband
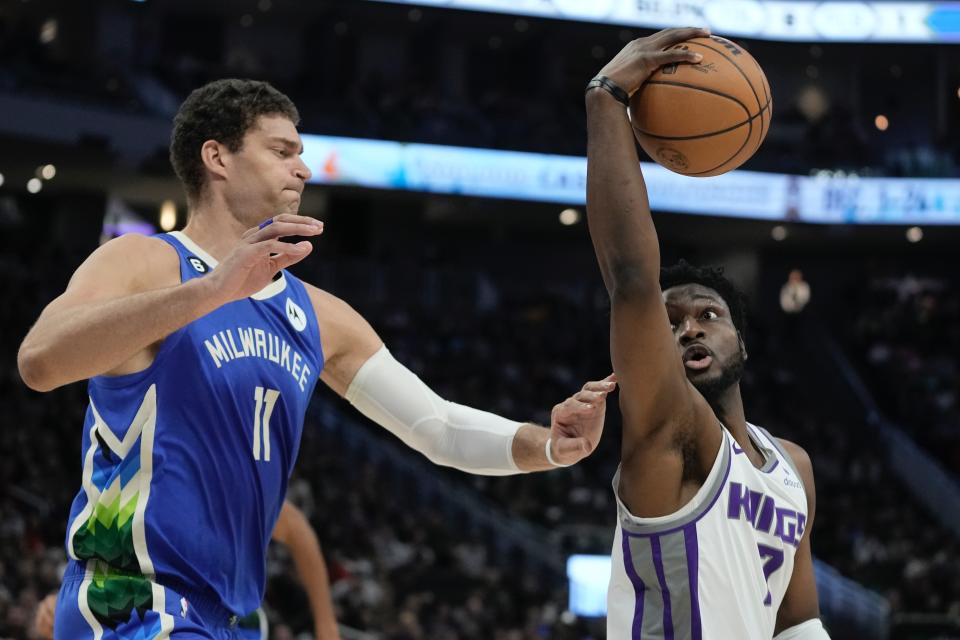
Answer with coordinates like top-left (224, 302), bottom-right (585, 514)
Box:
top-left (585, 75), bottom-right (630, 107)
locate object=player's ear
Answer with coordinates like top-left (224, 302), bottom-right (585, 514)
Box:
top-left (738, 332), bottom-right (748, 361)
top-left (200, 139), bottom-right (230, 182)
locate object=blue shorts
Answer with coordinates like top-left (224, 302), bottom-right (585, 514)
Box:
top-left (55, 560), bottom-right (252, 640)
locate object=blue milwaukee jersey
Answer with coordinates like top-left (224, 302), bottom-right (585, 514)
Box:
top-left (62, 231), bottom-right (324, 623)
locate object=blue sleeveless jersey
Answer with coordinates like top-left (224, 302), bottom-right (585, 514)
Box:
top-left (62, 231), bottom-right (324, 622)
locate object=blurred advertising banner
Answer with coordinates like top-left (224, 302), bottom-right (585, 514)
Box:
top-left (366, 0), bottom-right (960, 43)
top-left (302, 134), bottom-right (960, 225)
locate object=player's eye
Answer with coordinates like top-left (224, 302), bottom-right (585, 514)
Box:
top-left (701, 309), bottom-right (718, 320)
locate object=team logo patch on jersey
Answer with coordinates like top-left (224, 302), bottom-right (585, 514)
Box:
top-left (285, 298), bottom-right (307, 332)
top-left (187, 256), bottom-right (209, 273)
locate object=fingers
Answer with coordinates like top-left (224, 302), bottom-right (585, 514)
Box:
top-left (244, 214), bottom-right (323, 240)
top-left (573, 389), bottom-right (606, 405)
top-left (271, 241), bottom-right (314, 270)
top-left (650, 48), bottom-right (703, 67)
top-left (561, 397), bottom-right (595, 414)
top-left (649, 26), bottom-right (710, 47)
top-left (582, 378), bottom-right (617, 393)
top-left (247, 220), bottom-right (323, 244)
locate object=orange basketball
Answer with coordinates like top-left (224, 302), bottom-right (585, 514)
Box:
top-left (629, 36), bottom-right (772, 177)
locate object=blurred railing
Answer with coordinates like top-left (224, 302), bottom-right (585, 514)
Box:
top-left (822, 333), bottom-right (960, 533)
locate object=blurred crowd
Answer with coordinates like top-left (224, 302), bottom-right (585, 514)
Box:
top-left (847, 274), bottom-right (960, 472)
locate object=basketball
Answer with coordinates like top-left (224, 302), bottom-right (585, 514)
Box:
top-left (629, 35), bottom-right (772, 177)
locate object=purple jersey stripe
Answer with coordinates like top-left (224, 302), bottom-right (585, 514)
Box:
top-left (621, 528), bottom-right (646, 637)
top-left (651, 535), bottom-right (674, 640)
top-left (684, 524), bottom-right (702, 640)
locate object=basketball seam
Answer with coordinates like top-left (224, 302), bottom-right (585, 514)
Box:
top-left (632, 90), bottom-right (770, 141)
top-left (748, 54), bottom-right (772, 142)
top-left (682, 39), bottom-right (764, 116)
top-left (685, 112), bottom-right (753, 176)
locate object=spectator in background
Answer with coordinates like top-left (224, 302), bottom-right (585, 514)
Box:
top-left (780, 269), bottom-right (812, 314)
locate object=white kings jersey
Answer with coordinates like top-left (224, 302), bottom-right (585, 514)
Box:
top-left (607, 423), bottom-right (808, 640)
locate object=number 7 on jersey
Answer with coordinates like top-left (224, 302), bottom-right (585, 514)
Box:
top-left (253, 386), bottom-right (280, 461)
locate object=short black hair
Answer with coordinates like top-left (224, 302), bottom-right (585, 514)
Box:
top-left (170, 79), bottom-right (300, 201)
top-left (660, 260), bottom-right (748, 336)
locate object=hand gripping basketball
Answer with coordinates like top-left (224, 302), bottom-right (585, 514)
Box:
top-left (205, 214), bottom-right (323, 304)
top-left (595, 27), bottom-right (710, 97)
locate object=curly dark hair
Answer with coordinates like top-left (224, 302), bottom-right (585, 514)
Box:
top-left (660, 260), bottom-right (748, 336)
top-left (170, 79), bottom-right (300, 201)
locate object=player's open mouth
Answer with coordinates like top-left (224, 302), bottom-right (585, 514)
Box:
top-left (683, 344), bottom-right (713, 371)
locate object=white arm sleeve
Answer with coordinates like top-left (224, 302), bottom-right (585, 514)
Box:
top-left (344, 346), bottom-right (525, 475)
top-left (774, 619), bottom-right (831, 640)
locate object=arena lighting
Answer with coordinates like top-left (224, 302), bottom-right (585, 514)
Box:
top-left (771, 225), bottom-right (788, 241)
top-left (364, 0), bottom-right (960, 43)
top-left (0, 173), bottom-right (5, 188)
top-left (906, 226), bottom-right (923, 242)
top-left (40, 164), bottom-right (56, 180)
top-left (559, 208), bottom-right (581, 225)
top-left (39, 19), bottom-right (57, 45)
top-left (159, 200), bottom-right (177, 231)
top-left (875, 115), bottom-right (889, 131)
top-left (567, 555), bottom-right (611, 617)
top-left (26, 178), bottom-right (42, 194)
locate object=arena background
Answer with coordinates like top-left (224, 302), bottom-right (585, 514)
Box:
top-left (1, 1), bottom-right (959, 638)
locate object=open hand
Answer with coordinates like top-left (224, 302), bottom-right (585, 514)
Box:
top-left (549, 374), bottom-right (617, 466)
top-left (206, 213), bottom-right (323, 304)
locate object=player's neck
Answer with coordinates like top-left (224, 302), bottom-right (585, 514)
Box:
top-left (181, 198), bottom-right (248, 263)
top-left (711, 384), bottom-right (748, 438)
top-left (713, 386), bottom-right (765, 468)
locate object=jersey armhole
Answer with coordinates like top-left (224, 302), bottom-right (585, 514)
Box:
top-left (614, 429), bottom-right (732, 535)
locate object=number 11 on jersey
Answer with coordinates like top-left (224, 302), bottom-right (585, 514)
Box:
top-left (253, 386), bottom-right (280, 461)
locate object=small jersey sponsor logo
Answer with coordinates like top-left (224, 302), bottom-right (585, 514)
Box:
top-left (187, 256), bottom-right (208, 273)
top-left (285, 297), bottom-right (307, 332)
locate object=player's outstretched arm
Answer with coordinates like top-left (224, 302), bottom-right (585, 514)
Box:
top-left (17, 214), bottom-right (321, 392)
top-left (586, 28), bottom-right (718, 515)
top-left (272, 501), bottom-right (341, 640)
top-left (774, 441), bottom-right (830, 639)
top-left (308, 284), bottom-right (614, 472)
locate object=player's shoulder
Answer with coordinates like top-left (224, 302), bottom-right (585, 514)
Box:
top-left (82, 233), bottom-right (180, 290)
top-left (96, 232), bottom-right (175, 262)
top-left (299, 281), bottom-right (354, 316)
top-left (775, 437), bottom-right (816, 503)
top-left (775, 438), bottom-right (813, 476)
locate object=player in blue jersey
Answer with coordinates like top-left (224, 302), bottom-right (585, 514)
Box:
top-left (17, 79), bottom-right (614, 639)
top-left (32, 500), bottom-right (341, 640)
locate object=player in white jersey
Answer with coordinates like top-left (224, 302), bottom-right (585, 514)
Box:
top-left (584, 29), bottom-right (829, 639)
